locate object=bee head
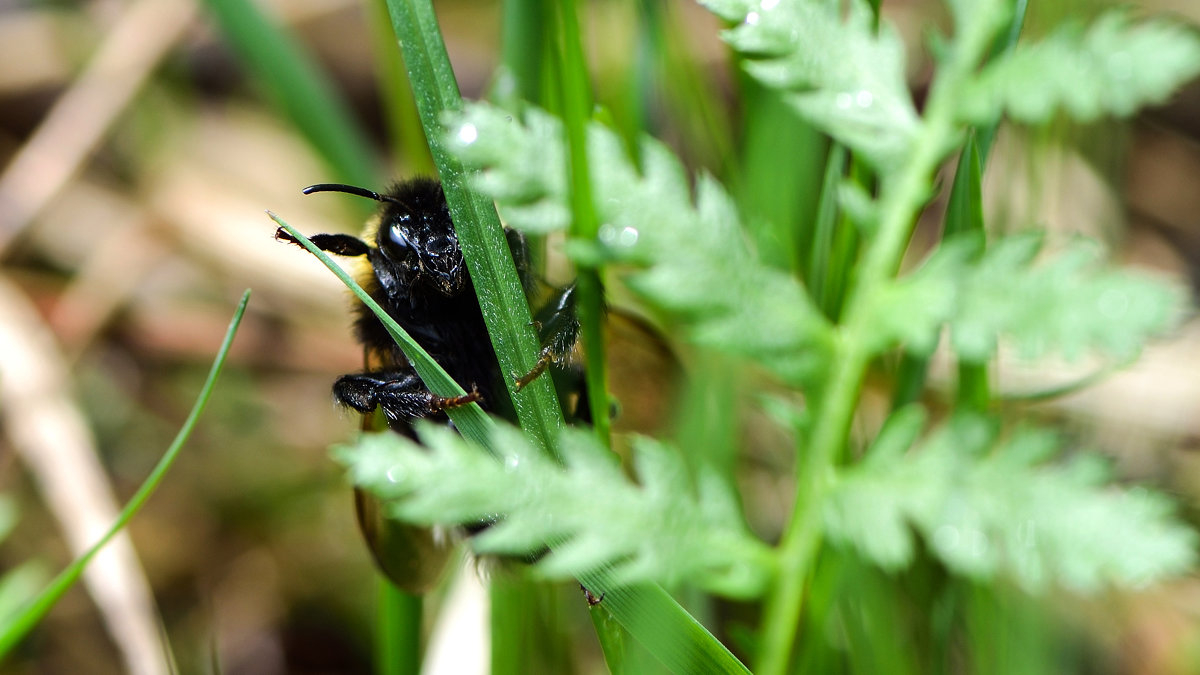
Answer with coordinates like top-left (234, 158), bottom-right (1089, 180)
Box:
top-left (303, 179), bottom-right (468, 300)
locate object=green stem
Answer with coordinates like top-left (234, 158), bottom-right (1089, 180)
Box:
top-left (375, 579), bottom-right (421, 675)
top-left (754, 11), bottom-right (1004, 674)
top-left (554, 0), bottom-right (611, 448)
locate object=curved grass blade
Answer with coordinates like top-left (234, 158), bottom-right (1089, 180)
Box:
top-left (0, 290), bottom-right (251, 659)
top-left (269, 216), bottom-right (494, 448)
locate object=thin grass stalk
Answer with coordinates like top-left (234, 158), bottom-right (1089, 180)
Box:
top-left (0, 291), bottom-right (250, 658)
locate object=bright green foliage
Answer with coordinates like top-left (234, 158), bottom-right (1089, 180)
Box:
top-left (0, 498), bottom-right (45, 625)
top-left (960, 12), bottom-right (1200, 125)
top-left (884, 233), bottom-right (1182, 363)
top-left (448, 104), bottom-right (835, 388)
top-left (334, 423), bottom-right (774, 598)
top-left (825, 412), bottom-right (1197, 591)
top-left (702, 0), bottom-right (921, 171)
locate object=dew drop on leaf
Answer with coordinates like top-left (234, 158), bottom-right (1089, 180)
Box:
top-left (457, 123), bottom-right (479, 145)
top-left (599, 223), bottom-right (639, 248)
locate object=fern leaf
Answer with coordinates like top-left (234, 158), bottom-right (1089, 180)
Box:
top-left (825, 414), bottom-right (1197, 591)
top-left (447, 104), bottom-right (835, 388)
top-left (864, 233), bottom-right (1181, 362)
top-left (701, 0), bottom-right (921, 171)
top-left (960, 12), bottom-right (1200, 125)
top-left (334, 423), bottom-right (774, 598)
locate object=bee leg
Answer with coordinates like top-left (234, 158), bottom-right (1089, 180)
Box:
top-left (275, 229), bottom-right (371, 257)
top-left (514, 283), bottom-right (583, 390)
top-left (334, 370), bottom-right (482, 427)
top-left (579, 583), bottom-right (606, 607)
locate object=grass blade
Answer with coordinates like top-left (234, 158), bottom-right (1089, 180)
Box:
top-left (385, 0), bottom-right (564, 454)
top-left (579, 578), bottom-right (752, 675)
top-left (0, 290), bottom-right (251, 658)
top-left (269, 216), bottom-right (494, 447)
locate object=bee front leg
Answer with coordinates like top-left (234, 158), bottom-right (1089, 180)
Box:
top-left (275, 229), bottom-right (372, 257)
top-left (334, 370), bottom-right (481, 428)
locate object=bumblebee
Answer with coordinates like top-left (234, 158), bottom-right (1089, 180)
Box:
top-left (277, 178), bottom-right (580, 591)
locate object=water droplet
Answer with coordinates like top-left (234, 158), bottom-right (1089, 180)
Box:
top-left (457, 123), bottom-right (478, 145)
top-left (386, 465), bottom-right (405, 483)
top-left (836, 92), bottom-right (853, 109)
top-left (504, 454), bottom-right (521, 471)
top-left (744, 11), bottom-right (759, 25)
top-left (599, 224), bottom-right (639, 248)
top-left (855, 90), bottom-right (874, 108)
top-left (617, 226), bottom-right (639, 247)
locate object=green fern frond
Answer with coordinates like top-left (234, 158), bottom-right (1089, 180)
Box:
top-left (826, 412), bottom-right (1197, 591)
top-left (447, 104), bottom-right (835, 388)
top-left (960, 11), bottom-right (1200, 125)
top-left (334, 423), bottom-right (774, 598)
top-left (864, 233), bottom-right (1182, 362)
top-left (702, 0), bottom-right (921, 171)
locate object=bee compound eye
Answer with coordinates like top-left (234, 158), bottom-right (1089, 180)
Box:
top-left (381, 222), bottom-right (416, 261)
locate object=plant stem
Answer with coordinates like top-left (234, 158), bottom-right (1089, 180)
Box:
top-left (554, 0), bottom-right (611, 448)
top-left (754, 9), bottom-right (1005, 673)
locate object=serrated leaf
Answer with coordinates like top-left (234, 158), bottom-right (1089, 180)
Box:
top-left (826, 414), bottom-right (1197, 591)
top-left (445, 103), bottom-right (836, 388)
top-left (950, 234), bottom-right (1181, 362)
top-left (864, 233), bottom-right (1181, 363)
top-left (334, 423), bottom-right (773, 598)
top-left (960, 12), bottom-right (1200, 125)
top-left (700, 0), bottom-right (921, 170)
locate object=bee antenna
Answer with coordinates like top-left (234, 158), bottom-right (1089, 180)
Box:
top-left (302, 183), bottom-right (411, 210)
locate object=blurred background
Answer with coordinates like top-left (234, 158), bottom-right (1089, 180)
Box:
top-left (0, 0), bottom-right (1198, 673)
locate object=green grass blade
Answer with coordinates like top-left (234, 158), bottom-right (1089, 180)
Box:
top-left (943, 134), bottom-right (990, 410)
top-left (199, 0), bottom-right (378, 188)
top-left (737, 78), bottom-right (828, 275)
top-left (0, 290), bottom-right (251, 659)
top-left (269, 216), bottom-right (494, 447)
top-left (384, 0), bottom-right (564, 454)
top-left (579, 577), bottom-right (752, 675)
top-left (807, 143), bottom-right (848, 315)
top-left (500, 0), bottom-right (549, 105)
top-left (375, 578), bottom-right (420, 675)
top-left (553, 0), bottom-right (611, 447)
top-left (589, 598), bottom-right (630, 675)
top-left (976, 0), bottom-right (1028, 163)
